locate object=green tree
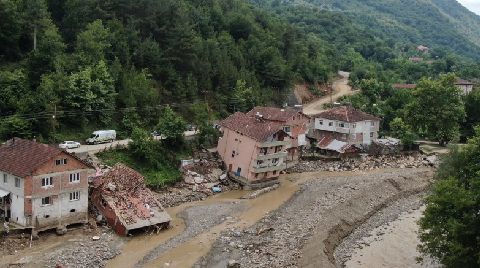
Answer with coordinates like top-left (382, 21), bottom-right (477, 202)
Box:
top-left (229, 80), bottom-right (258, 113)
top-left (419, 127), bottom-right (480, 267)
top-left (75, 19), bottom-right (111, 66)
top-left (463, 89), bottom-right (480, 138)
top-left (389, 117), bottom-right (417, 148)
top-left (64, 60), bottom-right (116, 125)
top-left (405, 74), bottom-right (465, 146)
top-left (157, 106), bottom-right (186, 146)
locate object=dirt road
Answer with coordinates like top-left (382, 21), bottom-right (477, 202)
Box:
top-left (302, 71), bottom-right (356, 115)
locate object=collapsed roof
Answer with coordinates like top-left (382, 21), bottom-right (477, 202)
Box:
top-left (92, 163), bottom-right (171, 232)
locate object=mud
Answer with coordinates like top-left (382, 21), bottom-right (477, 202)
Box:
top-left (197, 168), bottom-right (433, 268)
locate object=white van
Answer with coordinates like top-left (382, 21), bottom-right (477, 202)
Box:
top-left (86, 130), bottom-right (116, 145)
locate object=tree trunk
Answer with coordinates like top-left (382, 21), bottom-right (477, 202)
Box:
top-left (33, 25), bottom-right (37, 51)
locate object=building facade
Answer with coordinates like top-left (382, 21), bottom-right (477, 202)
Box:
top-left (0, 138), bottom-right (94, 235)
top-left (217, 112), bottom-right (291, 188)
top-left (310, 106), bottom-right (381, 146)
top-left (247, 107), bottom-right (310, 161)
top-left (455, 79), bottom-right (474, 95)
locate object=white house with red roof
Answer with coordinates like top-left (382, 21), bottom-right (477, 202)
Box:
top-left (310, 106), bottom-right (381, 147)
top-left (0, 138), bottom-right (94, 235)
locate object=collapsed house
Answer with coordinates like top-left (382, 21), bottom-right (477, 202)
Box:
top-left (90, 164), bottom-right (171, 236)
top-left (316, 136), bottom-right (361, 159)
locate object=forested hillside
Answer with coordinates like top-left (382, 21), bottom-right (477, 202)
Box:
top-left (261, 0), bottom-right (480, 60)
top-left (1, 0), bottom-right (480, 142)
top-left (0, 0), bottom-right (342, 141)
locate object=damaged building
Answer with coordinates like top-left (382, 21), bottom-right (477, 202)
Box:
top-left (0, 138), bottom-right (94, 235)
top-left (91, 164), bottom-right (171, 236)
top-left (217, 112), bottom-right (292, 189)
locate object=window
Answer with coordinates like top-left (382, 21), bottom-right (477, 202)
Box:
top-left (3, 174), bottom-right (7, 183)
top-left (260, 148), bottom-right (268, 155)
top-left (352, 124), bottom-right (357, 129)
top-left (273, 171), bottom-right (277, 175)
top-left (257, 160), bottom-right (264, 166)
top-left (232, 150), bottom-right (236, 158)
top-left (328, 122), bottom-right (333, 127)
top-left (275, 146), bottom-right (282, 153)
top-left (352, 134), bottom-right (357, 140)
top-left (15, 178), bottom-right (20, 188)
top-left (339, 122), bottom-right (345, 128)
top-left (319, 120), bottom-right (324, 125)
top-left (371, 121), bottom-right (375, 126)
top-left (41, 197), bottom-right (51, 206)
top-left (69, 173), bottom-right (80, 183)
top-left (55, 159), bottom-right (67, 165)
top-left (42, 177), bottom-right (53, 187)
top-left (272, 158), bottom-right (279, 164)
top-left (69, 191), bottom-right (80, 201)
top-left (283, 126), bottom-right (291, 133)
top-left (236, 167), bottom-right (242, 175)
top-left (370, 132), bottom-right (374, 138)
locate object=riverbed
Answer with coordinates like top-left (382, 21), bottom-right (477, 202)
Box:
top-left (337, 198), bottom-right (441, 268)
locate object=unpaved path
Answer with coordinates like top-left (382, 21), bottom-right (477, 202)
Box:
top-left (303, 71), bottom-right (356, 115)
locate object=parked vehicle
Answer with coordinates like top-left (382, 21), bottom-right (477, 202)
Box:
top-left (86, 130), bottom-right (116, 145)
top-left (59, 141), bottom-right (81, 149)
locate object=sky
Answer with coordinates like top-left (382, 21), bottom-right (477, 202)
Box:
top-left (457, 0), bottom-right (480, 15)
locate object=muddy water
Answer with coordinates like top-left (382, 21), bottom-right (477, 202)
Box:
top-left (106, 190), bottom-right (246, 268)
top-left (106, 173), bottom-right (309, 268)
top-left (345, 207), bottom-right (440, 268)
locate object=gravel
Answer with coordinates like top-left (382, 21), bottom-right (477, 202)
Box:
top-left (334, 193), bottom-right (425, 266)
top-left (196, 168), bottom-right (432, 268)
top-left (45, 232), bottom-right (121, 268)
top-left (289, 154), bottom-right (437, 173)
top-left (135, 201), bottom-right (246, 267)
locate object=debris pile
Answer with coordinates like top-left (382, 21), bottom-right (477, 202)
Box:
top-left (46, 232), bottom-right (120, 268)
top-left (289, 154), bottom-right (437, 173)
top-left (90, 164), bottom-right (171, 235)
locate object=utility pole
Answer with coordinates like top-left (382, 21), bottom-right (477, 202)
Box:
top-left (52, 105), bottom-right (57, 143)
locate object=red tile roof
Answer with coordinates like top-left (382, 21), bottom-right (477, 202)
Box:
top-left (312, 106), bottom-right (380, 123)
top-left (392, 84), bottom-right (417, 89)
top-left (94, 164), bottom-right (170, 228)
top-left (219, 112), bottom-right (286, 142)
top-left (246, 107), bottom-right (307, 122)
top-left (0, 138), bottom-right (65, 177)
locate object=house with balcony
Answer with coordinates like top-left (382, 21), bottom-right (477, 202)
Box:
top-left (246, 107), bottom-right (310, 161)
top-left (0, 138), bottom-right (94, 236)
top-left (309, 106), bottom-right (381, 152)
top-left (217, 112), bottom-right (291, 188)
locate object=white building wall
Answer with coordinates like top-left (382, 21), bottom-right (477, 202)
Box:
top-left (32, 189), bottom-right (88, 227)
top-left (0, 171), bottom-right (26, 225)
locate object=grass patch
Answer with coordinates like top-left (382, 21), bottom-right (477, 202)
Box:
top-left (98, 148), bottom-right (183, 188)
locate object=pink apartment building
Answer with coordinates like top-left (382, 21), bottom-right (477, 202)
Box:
top-left (246, 107), bottom-right (310, 161)
top-left (217, 112), bottom-right (291, 188)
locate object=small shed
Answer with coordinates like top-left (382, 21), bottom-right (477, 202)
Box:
top-left (90, 164), bottom-right (171, 236)
top-left (317, 138), bottom-right (360, 159)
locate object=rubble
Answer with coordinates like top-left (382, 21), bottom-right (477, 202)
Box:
top-left (90, 164), bottom-right (171, 236)
top-left (241, 184), bottom-right (280, 199)
top-left (289, 153), bottom-right (437, 173)
top-left (46, 232), bottom-right (120, 268)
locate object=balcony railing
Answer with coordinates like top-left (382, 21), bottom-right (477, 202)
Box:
top-left (259, 140), bottom-right (290, 148)
top-left (253, 163), bottom-right (287, 173)
top-left (256, 151), bottom-right (288, 161)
